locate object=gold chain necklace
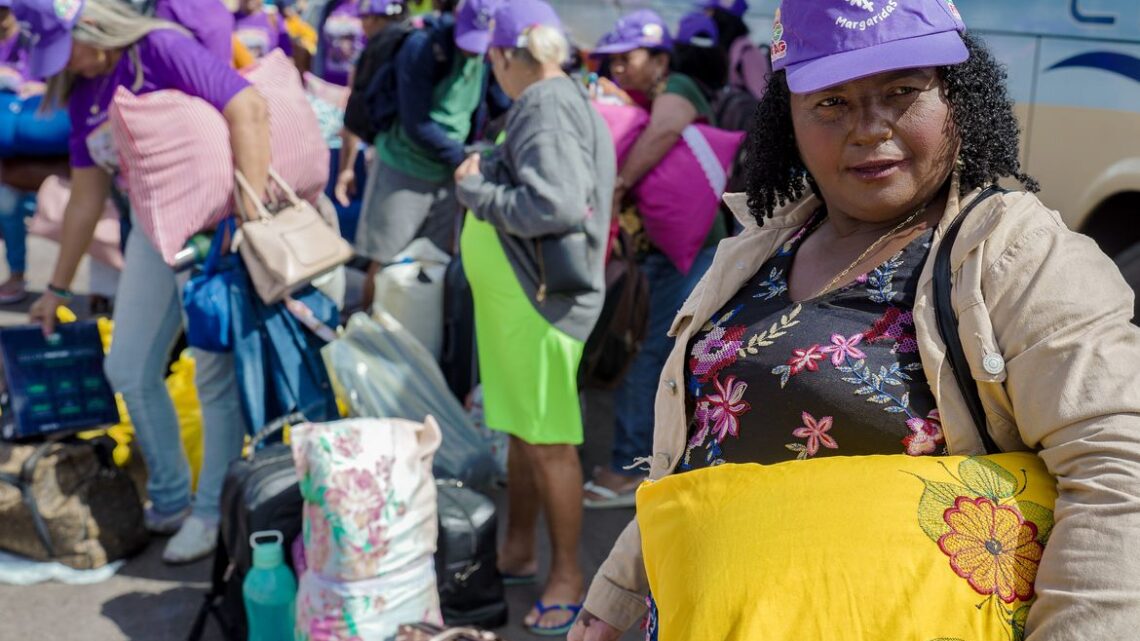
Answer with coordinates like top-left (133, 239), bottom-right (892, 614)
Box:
top-left (811, 205), bottom-right (927, 299)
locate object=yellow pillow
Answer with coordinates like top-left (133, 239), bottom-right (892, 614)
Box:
top-left (637, 452), bottom-right (1056, 641)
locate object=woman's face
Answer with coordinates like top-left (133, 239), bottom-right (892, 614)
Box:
top-left (790, 68), bottom-right (959, 223)
top-left (68, 41), bottom-right (115, 78)
top-left (607, 48), bottom-right (668, 93)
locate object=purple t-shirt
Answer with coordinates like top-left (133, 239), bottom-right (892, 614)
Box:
top-left (155, 0), bottom-right (235, 62)
top-left (68, 29), bottom-right (250, 171)
top-left (234, 10), bottom-right (293, 59)
top-left (0, 31), bottom-right (28, 92)
top-left (318, 0), bottom-right (364, 86)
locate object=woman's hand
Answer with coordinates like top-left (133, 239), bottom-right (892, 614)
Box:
top-left (333, 167), bottom-right (356, 207)
top-left (454, 153), bottom-right (482, 183)
top-left (567, 610), bottom-right (623, 641)
top-left (28, 291), bottom-right (66, 337)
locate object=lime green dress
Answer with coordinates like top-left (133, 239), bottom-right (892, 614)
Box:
top-left (459, 213), bottom-right (586, 445)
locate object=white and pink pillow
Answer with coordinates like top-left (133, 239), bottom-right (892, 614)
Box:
top-left (593, 102), bottom-right (745, 274)
top-left (110, 50), bottom-right (329, 265)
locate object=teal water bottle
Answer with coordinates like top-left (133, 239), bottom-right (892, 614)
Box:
top-left (243, 531), bottom-right (297, 641)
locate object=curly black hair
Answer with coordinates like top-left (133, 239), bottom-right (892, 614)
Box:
top-left (744, 32), bottom-right (1038, 224)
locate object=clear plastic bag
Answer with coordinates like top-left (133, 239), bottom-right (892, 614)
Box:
top-left (321, 312), bottom-right (498, 490)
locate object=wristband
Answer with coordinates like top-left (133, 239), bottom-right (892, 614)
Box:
top-left (47, 284), bottom-right (74, 299)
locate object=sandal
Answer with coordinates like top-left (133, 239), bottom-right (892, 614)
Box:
top-left (582, 480), bottom-right (639, 509)
top-left (524, 599), bottom-right (582, 637)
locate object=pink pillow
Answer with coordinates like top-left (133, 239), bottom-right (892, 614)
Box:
top-left (28, 175), bottom-right (124, 270)
top-left (593, 102), bottom-right (745, 274)
top-left (303, 72), bottom-right (350, 110)
top-left (110, 50), bottom-right (330, 265)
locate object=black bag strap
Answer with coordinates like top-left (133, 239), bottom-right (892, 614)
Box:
top-left (932, 185), bottom-right (1008, 455)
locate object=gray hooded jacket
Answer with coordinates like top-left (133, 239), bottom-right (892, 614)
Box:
top-left (456, 75), bottom-right (616, 342)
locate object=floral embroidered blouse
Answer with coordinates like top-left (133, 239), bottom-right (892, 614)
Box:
top-left (681, 210), bottom-right (946, 470)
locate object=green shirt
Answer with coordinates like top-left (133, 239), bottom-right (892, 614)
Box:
top-left (376, 53), bottom-right (486, 183)
top-left (663, 73), bottom-right (725, 246)
top-left (664, 73), bottom-right (715, 126)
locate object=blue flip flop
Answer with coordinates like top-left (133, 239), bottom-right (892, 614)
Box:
top-left (501, 571), bottom-right (537, 586)
top-left (525, 600), bottom-right (583, 637)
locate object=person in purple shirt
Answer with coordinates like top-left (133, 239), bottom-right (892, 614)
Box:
top-left (313, 0), bottom-right (364, 86)
top-left (154, 0), bottom-right (236, 63)
top-left (233, 0), bottom-right (292, 60)
top-left (19, 0), bottom-right (271, 565)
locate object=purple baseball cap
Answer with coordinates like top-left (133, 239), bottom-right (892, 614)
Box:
top-left (695, 0), bottom-right (749, 18)
top-left (454, 0), bottom-right (501, 55)
top-left (489, 0), bottom-right (561, 50)
top-left (592, 10), bottom-right (672, 56)
top-left (357, 0), bottom-right (405, 16)
top-left (771, 0), bottom-right (968, 94)
top-left (0, 1), bottom-right (12, 9)
top-left (676, 11), bottom-right (718, 48)
top-left (13, 0), bottom-right (84, 80)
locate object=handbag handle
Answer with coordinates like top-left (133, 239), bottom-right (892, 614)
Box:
top-left (232, 168), bottom-right (306, 224)
top-left (932, 185), bottom-right (1008, 455)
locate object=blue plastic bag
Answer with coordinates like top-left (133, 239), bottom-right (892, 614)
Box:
top-left (182, 218), bottom-right (237, 352)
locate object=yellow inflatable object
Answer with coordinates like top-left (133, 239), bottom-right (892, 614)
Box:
top-left (71, 314), bottom-right (204, 488)
top-left (284, 14), bottom-right (318, 56)
top-left (637, 452), bottom-right (1056, 641)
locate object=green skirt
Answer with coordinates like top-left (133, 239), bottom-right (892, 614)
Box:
top-left (459, 213), bottom-right (585, 445)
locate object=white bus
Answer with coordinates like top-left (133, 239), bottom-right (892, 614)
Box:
top-left (555, 0), bottom-right (1140, 308)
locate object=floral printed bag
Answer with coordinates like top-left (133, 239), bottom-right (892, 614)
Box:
top-left (638, 188), bottom-right (1058, 641)
top-left (292, 417), bottom-right (445, 641)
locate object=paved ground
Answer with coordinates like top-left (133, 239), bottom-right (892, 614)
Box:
top-left (0, 237), bottom-right (645, 641)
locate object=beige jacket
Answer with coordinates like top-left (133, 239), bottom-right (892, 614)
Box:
top-left (583, 180), bottom-right (1140, 639)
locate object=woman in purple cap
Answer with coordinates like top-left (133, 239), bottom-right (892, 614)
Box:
top-left (0, 0), bottom-right (69, 305)
top-left (582, 9), bottom-right (723, 511)
top-left (454, 0), bottom-right (614, 634)
top-left (571, 0), bottom-right (1140, 639)
top-left (312, 0), bottom-right (365, 85)
top-left (20, 0), bottom-right (271, 565)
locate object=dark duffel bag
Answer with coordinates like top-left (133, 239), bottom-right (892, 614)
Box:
top-left (0, 435), bottom-right (148, 569)
top-left (436, 480), bottom-right (507, 629)
top-left (439, 256), bottom-right (479, 402)
top-left (187, 413), bottom-right (305, 641)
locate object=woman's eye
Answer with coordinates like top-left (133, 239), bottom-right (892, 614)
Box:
top-left (890, 86), bottom-right (919, 97)
top-left (817, 97), bottom-right (845, 108)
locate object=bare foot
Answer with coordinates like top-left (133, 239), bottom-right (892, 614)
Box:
top-left (524, 572), bottom-right (585, 631)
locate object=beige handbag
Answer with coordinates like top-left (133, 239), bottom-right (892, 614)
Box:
top-left (233, 167), bottom-right (353, 304)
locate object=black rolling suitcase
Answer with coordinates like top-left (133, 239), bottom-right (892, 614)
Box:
top-left (186, 413), bottom-right (305, 641)
top-left (439, 255), bottom-right (479, 403)
top-left (436, 480), bottom-right (507, 629)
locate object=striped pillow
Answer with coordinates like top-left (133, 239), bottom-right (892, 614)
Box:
top-left (111, 50), bottom-right (330, 265)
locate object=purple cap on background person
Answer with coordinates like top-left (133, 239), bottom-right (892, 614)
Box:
top-left (592, 9), bottom-right (673, 56)
top-left (489, 0), bottom-right (561, 50)
top-left (695, 0), bottom-right (749, 18)
top-left (454, 0), bottom-right (501, 54)
top-left (676, 11), bottom-right (718, 48)
top-left (12, 0), bottom-right (84, 79)
top-left (771, 0), bottom-right (968, 94)
top-left (0, 1), bottom-right (12, 9)
top-left (357, 0), bottom-right (405, 16)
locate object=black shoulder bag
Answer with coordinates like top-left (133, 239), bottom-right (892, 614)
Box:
top-left (932, 185), bottom-right (1009, 454)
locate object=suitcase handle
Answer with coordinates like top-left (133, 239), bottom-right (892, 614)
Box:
top-left (248, 411), bottom-right (308, 456)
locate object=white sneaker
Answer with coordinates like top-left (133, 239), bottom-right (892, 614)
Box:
top-left (162, 515), bottom-right (218, 565)
top-left (144, 504), bottom-right (191, 535)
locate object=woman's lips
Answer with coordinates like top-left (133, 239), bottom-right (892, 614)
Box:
top-left (849, 159), bottom-right (907, 180)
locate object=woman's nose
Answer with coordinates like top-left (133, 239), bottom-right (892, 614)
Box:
top-left (850, 102), bottom-right (894, 147)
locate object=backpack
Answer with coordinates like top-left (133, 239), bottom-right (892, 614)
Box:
top-left (343, 17), bottom-right (456, 142)
top-left (578, 232), bottom-right (651, 390)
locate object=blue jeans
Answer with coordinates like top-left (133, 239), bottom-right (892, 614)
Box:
top-left (610, 246), bottom-right (716, 475)
top-left (104, 225), bottom-right (249, 518)
top-left (0, 185), bottom-right (33, 274)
